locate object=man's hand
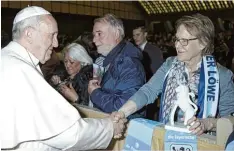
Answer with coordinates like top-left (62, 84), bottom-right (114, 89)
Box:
top-left (187, 116), bottom-right (215, 136)
top-left (59, 83), bottom-right (78, 103)
top-left (51, 75), bottom-right (61, 85)
top-left (88, 79), bottom-right (101, 94)
top-left (109, 111), bottom-right (127, 139)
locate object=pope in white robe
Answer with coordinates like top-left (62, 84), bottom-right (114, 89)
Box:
top-left (1, 41), bottom-right (114, 150)
top-left (0, 6), bottom-right (119, 151)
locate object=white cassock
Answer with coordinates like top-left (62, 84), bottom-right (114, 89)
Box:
top-left (0, 41), bottom-right (113, 151)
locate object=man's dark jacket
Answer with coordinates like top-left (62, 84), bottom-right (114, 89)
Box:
top-left (90, 40), bottom-right (146, 113)
top-left (142, 42), bottom-right (163, 80)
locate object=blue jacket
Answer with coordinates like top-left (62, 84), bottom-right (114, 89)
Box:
top-left (130, 57), bottom-right (234, 118)
top-left (90, 41), bottom-right (146, 113)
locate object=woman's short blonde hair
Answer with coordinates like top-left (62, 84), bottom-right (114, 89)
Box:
top-left (176, 13), bottom-right (215, 55)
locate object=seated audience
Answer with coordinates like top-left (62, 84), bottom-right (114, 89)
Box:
top-left (112, 13), bottom-right (234, 135)
top-left (73, 32), bottom-right (98, 61)
top-left (51, 43), bottom-right (93, 105)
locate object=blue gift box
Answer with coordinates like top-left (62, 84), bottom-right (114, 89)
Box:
top-left (123, 118), bottom-right (163, 151)
top-left (165, 130), bottom-right (197, 151)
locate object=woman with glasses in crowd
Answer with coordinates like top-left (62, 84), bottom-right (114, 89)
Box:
top-left (51, 43), bottom-right (93, 106)
top-left (114, 13), bottom-right (234, 135)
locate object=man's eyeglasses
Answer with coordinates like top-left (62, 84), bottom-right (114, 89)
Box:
top-left (173, 37), bottom-right (198, 46)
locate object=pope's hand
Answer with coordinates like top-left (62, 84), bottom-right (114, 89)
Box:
top-left (109, 112), bottom-right (127, 139)
top-left (111, 111), bottom-right (125, 123)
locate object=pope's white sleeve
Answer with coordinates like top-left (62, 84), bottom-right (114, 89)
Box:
top-left (41, 118), bottom-right (113, 151)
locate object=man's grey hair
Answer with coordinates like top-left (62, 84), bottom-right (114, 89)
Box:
top-left (12, 15), bottom-right (42, 40)
top-left (94, 14), bottom-right (125, 40)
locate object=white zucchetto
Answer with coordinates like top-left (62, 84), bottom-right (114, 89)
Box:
top-left (13, 6), bottom-right (51, 24)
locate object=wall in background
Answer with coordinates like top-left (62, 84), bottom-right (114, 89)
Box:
top-left (1, 7), bottom-right (145, 41)
top-left (1, 1), bottom-right (145, 20)
top-left (148, 9), bottom-right (234, 33)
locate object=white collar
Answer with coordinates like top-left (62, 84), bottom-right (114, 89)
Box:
top-left (139, 41), bottom-right (147, 51)
top-left (8, 41), bottom-right (40, 67)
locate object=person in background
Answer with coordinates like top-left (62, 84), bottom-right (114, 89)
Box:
top-left (133, 26), bottom-right (163, 80)
top-left (73, 32), bottom-right (99, 61)
top-left (133, 26), bottom-right (164, 120)
top-left (1, 29), bottom-right (10, 48)
top-left (1, 6), bottom-right (126, 150)
top-left (40, 49), bottom-right (61, 82)
top-left (163, 36), bottom-right (177, 59)
top-left (51, 43), bottom-right (93, 106)
top-left (112, 13), bottom-right (234, 136)
top-left (88, 14), bottom-right (146, 118)
top-left (225, 29), bottom-right (234, 70)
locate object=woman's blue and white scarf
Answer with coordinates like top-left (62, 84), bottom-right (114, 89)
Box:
top-left (159, 55), bottom-right (219, 124)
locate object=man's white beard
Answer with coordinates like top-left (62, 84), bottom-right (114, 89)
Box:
top-left (97, 44), bottom-right (114, 56)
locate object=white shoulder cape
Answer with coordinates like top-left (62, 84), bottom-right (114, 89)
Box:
top-left (0, 42), bottom-right (81, 148)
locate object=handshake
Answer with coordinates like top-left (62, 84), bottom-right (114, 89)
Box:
top-left (109, 100), bottom-right (138, 138)
top-left (109, 111), bottom-right (127, 139)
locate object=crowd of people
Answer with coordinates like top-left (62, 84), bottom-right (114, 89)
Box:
top-left (1, 5), bottom-right (234, 151)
